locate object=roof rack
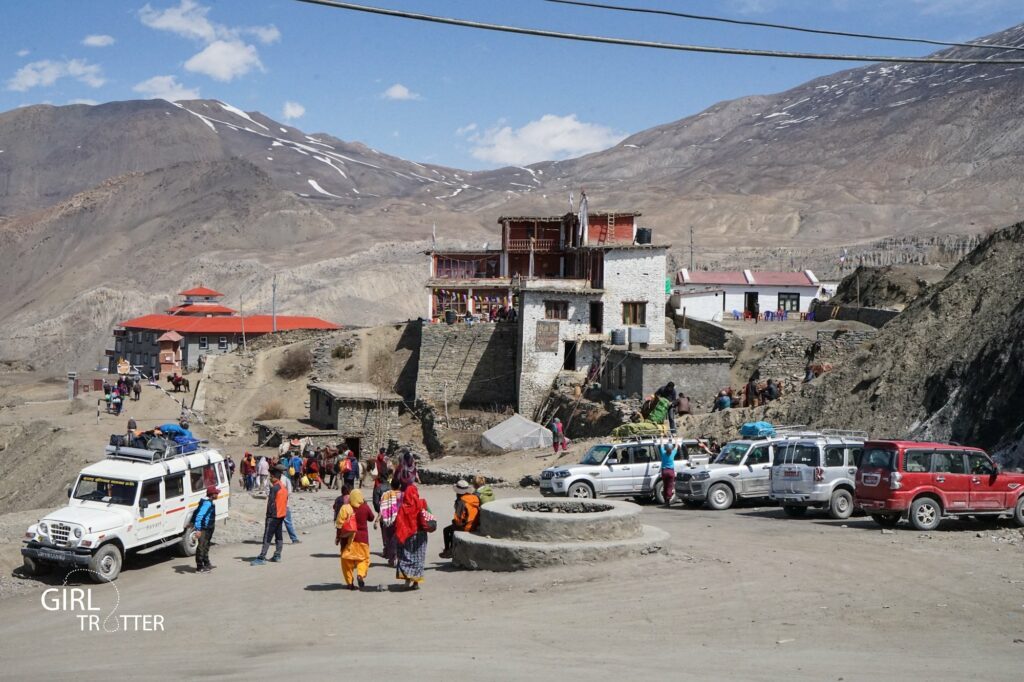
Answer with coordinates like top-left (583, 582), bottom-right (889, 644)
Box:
top-left (105, 440), bottom-right (211, 464)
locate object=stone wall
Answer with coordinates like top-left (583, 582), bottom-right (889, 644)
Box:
top-left (811, 302), bottom-right (900, 328)
top-left (680, 317), bottom-right (734, 349)
top-left (603, 248), bottom-right (668, 344)
top-left (416, 321), bottom-right (517, 409)
top-left (753, 328), bottom-right (878, 382)
top-left (603, 348), bottom-right (732, 409)
top-left (336, 401), bottom-right (401, 452)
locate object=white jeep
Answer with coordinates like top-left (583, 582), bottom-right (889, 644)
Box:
top-left (21, 441), bottom-right (230, 582)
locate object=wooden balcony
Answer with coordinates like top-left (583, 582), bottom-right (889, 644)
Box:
top-left (507, 238), bottom-right (558, 253)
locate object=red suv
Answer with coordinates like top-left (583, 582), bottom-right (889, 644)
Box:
top-left (855, 440), bottom-right (1024, 531)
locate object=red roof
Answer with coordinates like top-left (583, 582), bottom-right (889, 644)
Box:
top-left (166, 304), bottom-right (237, 315)
top-left (677, 269), bottom-right (817, 287)
top-left (681, 271), bottom-right (749, 285)
top-left (178, 286), bottom-right (224, 297)
top-left (750, 271), bottom-right (816, 286)
top-left (119, 314), bottom-right (339, 334)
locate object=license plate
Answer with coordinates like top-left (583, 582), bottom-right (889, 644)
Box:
top-left (783, 470), bottom-right (800, 478)
top-left (862, 473), bottom-right (881, 486)
top-left (859, 500), bottom-right (882, 509)
top-left (540, 481), bottom-right (552, 488)
top-left (37, 549), bottom-right (68, 562)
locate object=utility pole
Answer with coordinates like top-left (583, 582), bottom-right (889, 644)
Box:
top-left (689, 226), bottom-right (694, 271)
top-left (240, 294), bottom-right (247, 354)
top-left (272, 273), bottom-right (277, 333)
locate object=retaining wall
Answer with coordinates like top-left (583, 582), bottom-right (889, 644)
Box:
top-left (811, 302), bottom-right (900, 328)
top-left (416, 321), bottom-right (517, 408)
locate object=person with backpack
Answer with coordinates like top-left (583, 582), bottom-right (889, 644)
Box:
top-left (394, 484), bottom-right (435, 590)
top-left (337, 489), bottom-right (376, 590)
top-left (550, 418), bottom-right (568, 454)
top-left (393, 451), bottom-right (419, 488)
top-left (252, 470), bottom-right (288, 565)
top-left (278, 467), bottom-right (301, 544)
top-left (342, 449), bottom-right (360, 491)
top-left (439, 480), bottom-right (480, 559)
top-left (192, 486), bottom-right (219, 572)
top-left (473, 475), bottom-right (495, 505)
top-left (289, 452), bottom-right (303, 488)
top-left (375, 477), bottom-right (403, 566)
top-left (324, 446), bottom-right (339, 490)
top-left (371, 448), bottom-right (390, 512)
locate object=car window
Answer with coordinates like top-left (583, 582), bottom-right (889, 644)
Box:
top-left (141, 478), bottom-right (161, 505)
top-left (747, 447), bottom-right (770, 466)
top-left (785, 444), bottom-right (818, 467)
top-left (848, 448), bottom-right (863, 468)
top-left (825, 447), bottom-right (845, 468)
top-left (632, 446), bottom-right (653, 463)
top-left (606, 448), bottom-right (621, 465)
top-left (934, 451), bottom-right (966, 474)
top-left (189, 464), bottom-right (218, 494)
top-left (904, 450), bottom-right (931, 473)
top-left (967, 452), bottom-right (996, 476)
top-left (862, 448), bottom-right (896, 470)
top-left (165, 473), bottom-right (185, 498)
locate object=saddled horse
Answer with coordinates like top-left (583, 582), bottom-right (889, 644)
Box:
top-left (170, 375), bottom-right (191, 393)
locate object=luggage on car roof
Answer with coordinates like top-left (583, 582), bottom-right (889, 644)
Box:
top-left (740, 421), bottom-right (776, 438)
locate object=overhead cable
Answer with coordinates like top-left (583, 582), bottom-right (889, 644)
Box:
top-left (293, 0), bottom-right (1024, 64)
top-left (544, 0), bottom-right (1024, 53)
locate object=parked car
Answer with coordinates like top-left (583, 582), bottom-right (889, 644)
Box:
top-left (677, 430), bottom-right (825, 510)
top-left (769, 432), bottom-right (867, 519)
top-left (855, 440), bottom-right (1024, 531)
top-left (540, 438), bottom-right (711, 502)
top-left (21, 440), bottom-right (229, 582)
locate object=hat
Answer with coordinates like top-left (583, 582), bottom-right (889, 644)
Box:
top-left (454, 480), bottom-right (472, 494)
top-left (206, 485), bottom-right (220, 497)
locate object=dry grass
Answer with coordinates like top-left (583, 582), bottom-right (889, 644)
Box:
top-left (256, 400), bottom-right (285, 420)
top-left (331, 345), bottom-right (353, 359)
top-left (276, 348), bottom-right (313, 379)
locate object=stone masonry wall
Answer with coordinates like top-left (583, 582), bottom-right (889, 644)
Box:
top-left (336, 402), bottom-right (401, 451)
top-left (811, 302), bottom-right (900, 329)
top-left (753, 329), bottom-right (878, 382)
top-left (681, 317), bottom-right (734, 349)
top-left (416, 321), bottom-right (517, 409)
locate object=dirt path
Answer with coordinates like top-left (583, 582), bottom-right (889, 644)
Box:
top-left (3, 485), bottom-right (1023, 681)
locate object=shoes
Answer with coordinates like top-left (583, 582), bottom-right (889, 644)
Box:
top-left (197, 567), bottom-right (210, 573)
top-left (410, 582), bottom-right (420, 591)
top-left (357, 576), bottom-right (365, 589)
top-left (348, 583), bottom-right (357, 591)
top-left (269, 555), bottom-right (282, 563)
top-left (291, 539), bottom-right (301, 544)
top-left (251, 558), bottom-right (266, 566)
top-left (438, 550), bottom-right (452, 559)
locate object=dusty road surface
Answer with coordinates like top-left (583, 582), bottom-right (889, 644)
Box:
top-left (3, 486), bottom-right (1023, 681)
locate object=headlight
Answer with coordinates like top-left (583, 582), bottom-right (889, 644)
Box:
top-left (695, 472), bottom-right (711, 481)
top-left (73, 528), bottom-right (83, 539)
top-left (555, 471), bottom-right (571, 478)
top-left (38, 522), bottom-right (48, 534)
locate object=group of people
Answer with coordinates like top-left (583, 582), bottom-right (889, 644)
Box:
top-left (655, 382), bottom-right (693, 433)
top-left (711, 378), bottom-right (784, 412)
top-left (103, 377), bottom-right (141, 415)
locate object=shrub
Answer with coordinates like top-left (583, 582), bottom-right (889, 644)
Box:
top-left (256, 401), bottom-right (285, 420)
top-left (331, 345), bottom-right (353, 359)
top-left (276, 348), bottom-right (313, 379)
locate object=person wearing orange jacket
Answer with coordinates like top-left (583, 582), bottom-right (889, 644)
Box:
top-left (439, 479), bottom-right (480, 559)
top-left (252, 469), bottom-right (289, 565)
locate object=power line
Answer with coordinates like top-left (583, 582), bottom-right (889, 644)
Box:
top-left (544, 0), bottom-right (1024, 53)
top-left (293, 0), bottom-right (1024, 64)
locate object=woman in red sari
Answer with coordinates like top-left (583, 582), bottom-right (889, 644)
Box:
top-left (394, 484), bottom-right (434, 590)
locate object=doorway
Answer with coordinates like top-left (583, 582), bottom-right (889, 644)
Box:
top-left (563, 341), bottom-right (577, 371)
top-left (344, 437), bottom-right (361, 457)
top-left (589, 301), bottom-right (603, 334)
top-left (744, 292), bottom-right (760, 318)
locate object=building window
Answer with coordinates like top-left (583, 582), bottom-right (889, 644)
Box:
top-left (544, 300), bottom-right (568, 320)
top-left (218, 336), bottom-right (228, 351)
top-left (778, 293), bottom-right (800, 312)
top-left (198, 336), bottom-right (208, 350)
top-left (622, 302), bottom-right (647, 326)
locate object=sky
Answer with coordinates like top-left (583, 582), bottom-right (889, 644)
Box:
top-left (2, 0), bottom-right (1022, 170)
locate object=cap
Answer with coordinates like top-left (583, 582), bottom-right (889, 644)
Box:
top-left (454, 480), bottom-right (472, 494)
top-left (206, 485), bottom-right (220, 497)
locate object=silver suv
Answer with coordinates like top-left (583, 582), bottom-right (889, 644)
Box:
top-left (540, 438), bottom-right (711, 502)
top-left (769, 432), bottom-right (867, 519)
top-left (676, 430), bottom-right (825, 510)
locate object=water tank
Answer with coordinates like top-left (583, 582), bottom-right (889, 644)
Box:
top-left (610, 328), bottom-right (627, 345)
top-left (628, 326), bottom-right (650, 344)
top-left (444, 309), bottom-right (457, 325)
top-left (675, 328), bottom-right (690, 350)
top-left (635, 227), bottom-right (652, 244)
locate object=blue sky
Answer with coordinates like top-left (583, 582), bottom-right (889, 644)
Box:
top-left (2, 0), bottom-right (1021, 169)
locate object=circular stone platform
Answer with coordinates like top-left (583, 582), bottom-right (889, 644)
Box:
top-left (452, 497), bottom-right (668, 571)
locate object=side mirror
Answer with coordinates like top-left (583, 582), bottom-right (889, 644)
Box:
top-left (66, 485), bottom-right (72, 499)
top-left (139, 498), bottom-right (149, 511)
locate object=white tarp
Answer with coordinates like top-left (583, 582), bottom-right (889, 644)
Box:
top-left (481, 414), bottom-right (553, 453)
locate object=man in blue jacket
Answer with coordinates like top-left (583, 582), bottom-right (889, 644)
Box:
top-left (192, 485), bottom-right (219, 572)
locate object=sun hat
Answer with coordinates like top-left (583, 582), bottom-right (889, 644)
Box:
top-left (454, 480), bottom-right (472, 494)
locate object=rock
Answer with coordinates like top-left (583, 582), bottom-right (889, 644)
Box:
top-left (519, 475), bottom-right (539, 487)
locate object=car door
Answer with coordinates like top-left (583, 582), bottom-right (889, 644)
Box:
top-left (966, 452), bottom-right (1003, 510)
top-left (136, 477), bottom-right (164, 541)
top-left (738, 445), bottom-right (772, 496)
top-left (161, 472), bottom-right (188, 535)
top-left (602, 447), bottom-right (635, 494)
top-left (632, 445), bottom-right (657, 492)
top-left (931, 450), bottom-right (970, 511)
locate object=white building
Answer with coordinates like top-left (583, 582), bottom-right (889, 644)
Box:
top-left (673, 269), bottom-right (822, 321)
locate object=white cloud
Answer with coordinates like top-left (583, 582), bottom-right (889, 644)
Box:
top-left (68, 98), bottom-right (99, 105)
top-left (185, 40), bottom-right (262, 81)
top-left (132, 75), bottom-right (200, 101)
top-left (7, 59), bottom-right (105, 92)
top-left (243, 26), bottom-right (281, 45)
top-left (140, 0), bottom-right (217, 42)
top-left (469, 114), bottom-right (626, 166)
top-left (455, 122), bottom-right (477, 136)
top-left (382, 83), bottom-right (420, 101)
top-left (82, 34), bottom-right (115, 47)
top-left (16, 49), bottom-right (29, 57)
top-left (282, 101), bottom-right (305, 120)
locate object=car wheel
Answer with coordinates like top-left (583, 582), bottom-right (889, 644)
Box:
top-left (909, 497), bottom-right (942, 531)
top-left (870, 513), bottom-right (900, 528)
top-left (175, 528), bottom-right (199, 557)
top-left (88, 544), bottom-right (123, 583)
top-left (21, 556), bottom-right (50, 577)
top-left (828, 490), bottom-right (854, 520)
top-left (567, 482), bottom-right (594, 499)
top-left (1013, 495), bottom-right (1024, 528)
top-left (706, 483), bottom-right (734, 511)
top-left (783, 505), bottom-right (807, 518)
top-left (654, 481), bottom-right (673, 505)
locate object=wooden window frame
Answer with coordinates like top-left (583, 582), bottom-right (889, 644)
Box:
top-left (544, 300), bottom-right (569, 320)
top-left (622, 301), bottom-right (647, 326)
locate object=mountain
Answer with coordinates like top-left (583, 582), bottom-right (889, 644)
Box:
top-left (2, 23), bottom-right (1024, 368)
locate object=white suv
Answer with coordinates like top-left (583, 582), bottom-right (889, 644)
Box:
top-left (21, 441), bottom-right (230, 582)
top-left (540, 438), bottom-right (711, 503)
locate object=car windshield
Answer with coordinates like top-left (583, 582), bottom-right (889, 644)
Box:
top-left (73, 475), bottom-right (137, 505)
top-left (862, 448), bottom-right (897, 470)
top-left (776, 444), bottom-right (819, 467)
top-left (715, 443), bottom-right (749, 466)
top-left (580, 445), bottom-right (611, 465)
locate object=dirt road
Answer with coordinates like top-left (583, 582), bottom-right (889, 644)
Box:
top-left (3, 485), bottom-right (1023, 681)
